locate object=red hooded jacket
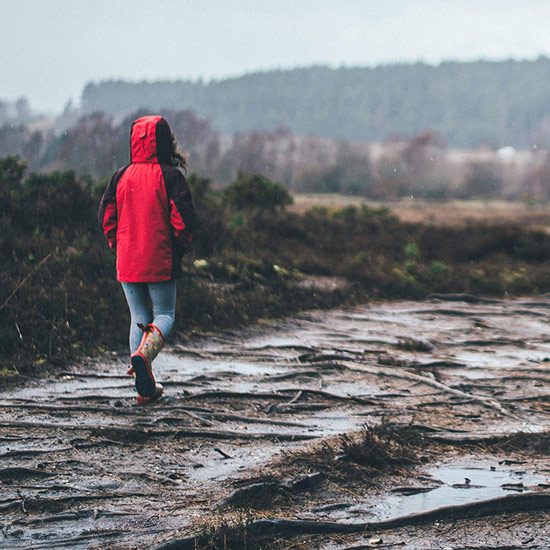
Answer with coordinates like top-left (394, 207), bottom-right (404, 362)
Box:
top-left (98, 116), bottom-right (195, 282)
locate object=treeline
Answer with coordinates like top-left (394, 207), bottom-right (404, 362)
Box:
top-left (3, 156), bottom-right (550, 380)
top-left (4, 110), bottom-right (550, 200)
top-left (0, 97), bottom-right (33, 125)
top-left (0, 110), bottom-right (216, 179)
top-left (82, 57), bottom-right (550, 149)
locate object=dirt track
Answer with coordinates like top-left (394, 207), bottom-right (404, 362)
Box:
top-left (1, 296), bottom-right (550, 549)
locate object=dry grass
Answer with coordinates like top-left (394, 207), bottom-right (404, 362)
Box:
top-left (290, 194), bottom-right (550, 230)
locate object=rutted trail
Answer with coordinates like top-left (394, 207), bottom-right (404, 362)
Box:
top-left (1, 297), bottom-right (550, 549)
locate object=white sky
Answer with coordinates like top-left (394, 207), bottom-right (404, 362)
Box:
top-left (2, 0), bottom-right (550, 113)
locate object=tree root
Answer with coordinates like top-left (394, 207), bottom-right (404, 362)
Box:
top-left (0, 446), bottom-right (73, 459)
top-left (95, 425), bottom-right (317, 442)
top-left (183, 388), bottom-right (377, 407)
top-left (339, 361), bottom-right (514, 417)
top-left (262, 369), bottom-right (324, 381)
top-left (0, 467), bottom-right (56, 479)
top-left (0, 491), bottom-right (151, 513)
top-left (425, 430), bottom-right (550, 448)
top-left (292, 355), bottom-right (513, 416)
top-left (8, 508), bottom-right (132, 526)
top-left (0, 420), bottom-right (317, 441)
top-left (246, 491), bottom-right (550, 536)
top-left (184, 390), bottom-right (296, 401)
top-left (426, 293), bottom-right (502, 304)
top-left (151, 492), bottom-right (550, 549)
top-left (219, 472), bottom-right (323, 507)
top-left (195, 411), bottom-right (310, 427)
top-left (3, 528), bottom-right (164, 549)
top-left (267, 402), bottom-right (332, 413)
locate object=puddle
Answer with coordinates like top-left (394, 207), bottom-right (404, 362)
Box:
top-left (492, 422), bottom-right (550, 434)
top-left (451, 350), bottom-right (517, 368)
top-left (185, 443), bottom-right (296, 485)
top-left (368, 459), bottom-right (548, 522)
top-left (451, 368), bottom-right (499, 380)
top-left (161, 356), bottom-right (287, 378)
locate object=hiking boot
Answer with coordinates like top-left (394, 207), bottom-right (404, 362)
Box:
top-left (135, 383), bottom-right (164, 405)
top-left (130, 323), bottom-right (164, 404)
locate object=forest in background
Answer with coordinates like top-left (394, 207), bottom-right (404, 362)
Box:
top-left (79, 58), bottom-right (550, 149)
top-left (5, 58), bottom-right (550, 200)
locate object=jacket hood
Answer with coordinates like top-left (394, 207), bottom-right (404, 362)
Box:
top-left (130, 116), bottom-right (173, 163)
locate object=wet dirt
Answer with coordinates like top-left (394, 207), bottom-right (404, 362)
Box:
top-left (1, 296), bottom-right (550, 549)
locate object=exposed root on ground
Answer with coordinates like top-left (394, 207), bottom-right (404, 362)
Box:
top-left (152, 492), bottom-right (550, 549)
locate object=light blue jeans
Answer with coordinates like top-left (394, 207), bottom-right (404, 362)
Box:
top-left (121, 281), bottom-right (177, 353)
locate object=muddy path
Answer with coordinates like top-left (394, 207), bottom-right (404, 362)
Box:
top-left (1, 296), bottom-right (550, 549)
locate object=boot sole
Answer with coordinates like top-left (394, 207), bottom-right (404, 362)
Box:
top-left (136, 385), bottom-right (164, 405)
top-left (131, 355), bottom-right (156, 398)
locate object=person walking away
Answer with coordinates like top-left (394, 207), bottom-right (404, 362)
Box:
top-left (98, 116), bottom-right (195, 404)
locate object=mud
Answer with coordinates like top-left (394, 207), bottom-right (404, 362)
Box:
top-left (1, 296), bottom-right (550, 549)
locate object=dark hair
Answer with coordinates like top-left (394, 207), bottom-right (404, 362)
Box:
top-left (155, 117), bottom-right (188, 172)
top-left (168, 131), bottom-right (188, 172)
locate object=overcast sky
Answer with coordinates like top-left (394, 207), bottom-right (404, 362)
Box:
top-left (3, 0), bottom-right (550, 113)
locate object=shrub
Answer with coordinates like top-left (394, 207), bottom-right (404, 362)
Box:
top-left (429, 260), bottom-right (448, 274)
top-left (404, 242), bottom-right (420, 259)
top-left (224, 172), bottom-right (293, 212)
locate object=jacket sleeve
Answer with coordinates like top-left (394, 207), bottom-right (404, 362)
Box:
top-left (165, 167), bottom-right (195, 249)
top-left (98, 167), bottom-right (126, 249)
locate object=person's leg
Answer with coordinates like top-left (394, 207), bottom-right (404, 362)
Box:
top-left (122, 280), bottom-right (175, 404)
top-left (121, 282), bottom-right (152, 354)
top-left (147, 280), bottom-right (177, 339)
